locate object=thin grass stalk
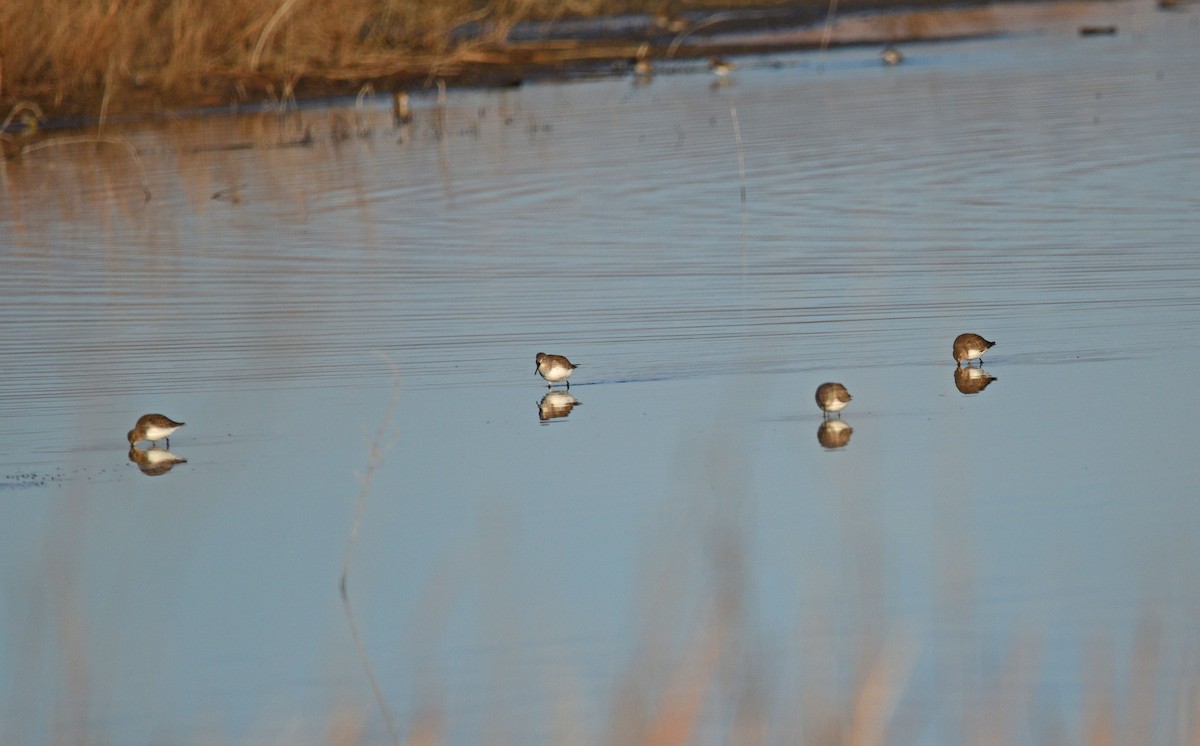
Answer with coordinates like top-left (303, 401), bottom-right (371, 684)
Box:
top-left (98, 55), bottom-right (115, 135)
top-left (820, 0), bottom-right (841, 52)
top-left (664, 10), bottom-right (743, 59)
top-left (251, 0), bottom-right (307, 72)
top-left (340, 356), bottom-right (403, 745)
top-left (730, 104), bottom-right (746, 206)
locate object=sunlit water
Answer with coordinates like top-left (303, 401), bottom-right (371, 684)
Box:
top-left (2, 2), bottom-right (1199, 742)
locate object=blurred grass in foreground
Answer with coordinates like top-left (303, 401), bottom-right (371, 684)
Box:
top-left (20, 482), bottom-right (1200, 745)
top-left (16, 387), bottom-right (1199, 746)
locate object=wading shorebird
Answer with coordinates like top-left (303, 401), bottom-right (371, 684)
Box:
top-left (631, 43), bottom-right (654, 80)
top-left (708, 57), bottom-right (736, 77)
top-left (535, 353), bottom-right (578, 389)
top-left (127, 414), bottom-right (186, 448)
top-left (815, 382), bottom-right (852, 418)
top-left (653, 9), bottom-right (688, 33)
top-left (952, 333), bottom-right (996, 367)
top-left (392, 91), bottom-right (413, 125)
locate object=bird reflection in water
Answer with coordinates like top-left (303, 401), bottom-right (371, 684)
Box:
top-left (953, 365), bottom-right (998, 395)
top-left (128, 446), bottom-right (188, 476)
top-left (538, 391), bottom-right (580, 423)
top-left (817, 419), bottom-right (853, 450)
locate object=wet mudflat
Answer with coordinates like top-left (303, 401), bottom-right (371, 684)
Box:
top-left (2, 1), bottom-right (1199, 742)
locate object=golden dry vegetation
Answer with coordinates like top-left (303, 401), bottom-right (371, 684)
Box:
top-left (0, 0), bottom-right (781, 119)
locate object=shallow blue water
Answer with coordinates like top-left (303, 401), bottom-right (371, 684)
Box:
top-left (2, 2), bottom-right (1199, 742)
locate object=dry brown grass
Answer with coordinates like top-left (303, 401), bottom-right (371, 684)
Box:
top-left (7, 0), bottom-right (967, 120)
top-left (0, 0), bottom-right (575, 117)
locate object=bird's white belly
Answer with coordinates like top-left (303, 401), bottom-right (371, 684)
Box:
top-left (824, 398), bottom-right (848, 412)
top-left (143, 424), bottom-right (176, 440)
top-left (542, 364), bottom-right (572, 381)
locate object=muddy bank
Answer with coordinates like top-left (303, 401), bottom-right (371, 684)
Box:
top-left (412, 0), bottom-right (1134, 87)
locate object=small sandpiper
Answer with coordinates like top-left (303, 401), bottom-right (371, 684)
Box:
top-left (631, 43), bottom-right (654, 80)
top-left (392, 91), bottom-right (413, 125)
top-left (653, 9), bottom-right (688, 33)
top-left (815, 382), bottom-right (852, 418)
top-left (535, 353), bottom-right (578, 388)
top-left (127, 413), bottom-right (186, 448)
top-left (952, 333), bottom-right (996, 367)
top-left (708, 57), bottom-right (736, 77)
top-left (881, 44), bottom-right (904, 66)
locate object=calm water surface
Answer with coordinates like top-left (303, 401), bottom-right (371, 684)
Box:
top-left (2, 2), bottom-right (1199, 742)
